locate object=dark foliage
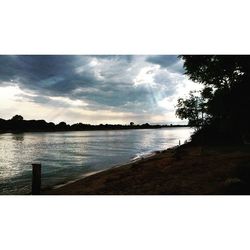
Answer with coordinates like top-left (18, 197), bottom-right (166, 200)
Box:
top-left (0, 115), bottom-right (188, 133)
top-left (176, 55), bottom-right (250, 145)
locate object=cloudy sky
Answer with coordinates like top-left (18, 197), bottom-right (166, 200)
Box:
top-left (0, 55), bottom-right (200, 125)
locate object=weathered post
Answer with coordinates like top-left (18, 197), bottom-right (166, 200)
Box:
top-left (32, 163), bottom-right (41, 195)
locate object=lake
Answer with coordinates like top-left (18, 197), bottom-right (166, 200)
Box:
top-left (0, 127), bottom-right (193, 194)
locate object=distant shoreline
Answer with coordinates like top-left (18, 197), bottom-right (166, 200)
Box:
top-left (0, 124), bottom-right (189, 134)
top-left (1, 115), bottom-right (189, 134)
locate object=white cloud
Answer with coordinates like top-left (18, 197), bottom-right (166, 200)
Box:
top-left (133, 65), bottom-right (159, 86)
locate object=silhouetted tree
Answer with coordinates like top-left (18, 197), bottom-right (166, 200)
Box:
top-left (141, 123), bottom-right (150, 128)
top-left (0, 115), bottom-right (186, 133)
top-left (11, 115), bottom-right (23, 121)
top-left (178, 55), bottom-right (250, 144)
top-left (57, 121), bottom-right (69, 130)
top-left (176, 91), bottom-right (207, 128)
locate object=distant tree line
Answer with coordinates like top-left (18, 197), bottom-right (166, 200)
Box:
top-left (176, 55), bottom-right (250, 145)
top-left (0, 115), bottom-right (188, 133)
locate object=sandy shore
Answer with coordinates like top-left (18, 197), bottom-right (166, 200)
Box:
top-left (43, 143), bottom-right (250, 195)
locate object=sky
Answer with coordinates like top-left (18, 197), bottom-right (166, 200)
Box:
top-left (0, 55), bottom-right (201, 125)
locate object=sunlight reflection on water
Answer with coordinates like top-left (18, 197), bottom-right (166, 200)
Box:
top-left (0, 127), bottom-right (193, 194)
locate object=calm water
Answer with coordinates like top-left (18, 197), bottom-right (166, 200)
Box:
top-left (0, 127), bottom-right (192, 194)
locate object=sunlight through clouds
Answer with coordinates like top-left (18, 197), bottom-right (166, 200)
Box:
top-left (0, 55), bottom-right (200, 124)
top-left (133, 65), bottom-right (159, 86)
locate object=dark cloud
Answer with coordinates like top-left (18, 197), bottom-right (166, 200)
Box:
top-left (146, 55), bottom-right (184, 73)
top-left (146, 55), bottom-right (178, 66)
top-left (0, 55), bottom-right (186, 115)
top-left (93, 55), bottom-right (134, 62)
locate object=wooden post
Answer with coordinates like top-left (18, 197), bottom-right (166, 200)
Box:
top-left (32, 163), bottom-right (41, 195)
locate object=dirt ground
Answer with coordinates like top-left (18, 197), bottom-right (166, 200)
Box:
top-left (43, 144), bottom-right (250, 195)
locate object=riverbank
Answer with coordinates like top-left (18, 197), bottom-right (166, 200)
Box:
top-left (43, 143), bottom-right (250, 195)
